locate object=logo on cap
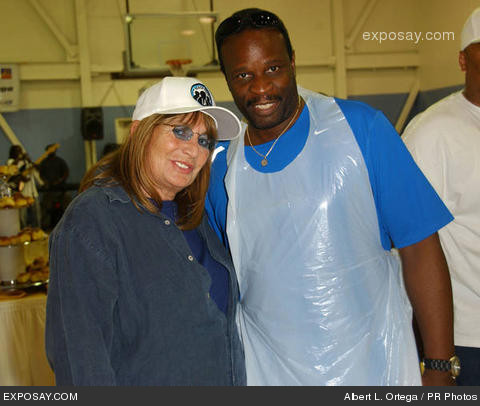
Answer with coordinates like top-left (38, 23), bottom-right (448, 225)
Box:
top-left (191, 83), bottom-right (213, 107)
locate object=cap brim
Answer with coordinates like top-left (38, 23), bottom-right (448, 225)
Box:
top-left (463, 37), bottom-right (480, 50)
top-left (155, 105), bottom-right (242, 141)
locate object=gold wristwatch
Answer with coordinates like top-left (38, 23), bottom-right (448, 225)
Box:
top-left (420, 355), bottom-right (461, 378)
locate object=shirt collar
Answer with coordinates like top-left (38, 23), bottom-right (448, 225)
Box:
top-left (96, 182), bottom-right (169, 220)
top-left (101, 183), bottom-right (132, 204)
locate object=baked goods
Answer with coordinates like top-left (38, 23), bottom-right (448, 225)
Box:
top-left (0, 165), bottom-right (18, 177)
top-left (16, 256), bottom-right (49, 285)
top-left (18, 230), bottom-right (32, 243)
top-left (27, 257), bottom-right (47, 270)
top-left (0, 236), bottom-right (11, 246)
top-left (0, 196), bottom-right (15, 209)
top-left (0, 227), bottom-right (47, 246)
top-left (0, 180), bottom-right (48, 283)
top-left (16, 272), bottom-right (31, 284)
top-left (0, 193), bottom-right (33, 209)
top-left (31, 228), bottom-right (48, 240)
top-left (14, 196), bottom-right (28, 207)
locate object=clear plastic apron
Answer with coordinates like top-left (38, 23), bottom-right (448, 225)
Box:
top-left (225, 87), bottom-right (421, 385)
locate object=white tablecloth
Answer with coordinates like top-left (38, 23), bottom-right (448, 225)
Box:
top-left (0, 292), bottom-right (55, 386)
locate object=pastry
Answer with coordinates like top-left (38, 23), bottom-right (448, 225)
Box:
top-left (0, 197), bottom-right (15, 209)
top-left (8, 235), bottom-right (20, 245)
top-left (0, 165), bottom-right (18, 176)
top-left (17, 272), bottom-right (31, 284)
top-left (30, 271), bottom-right (44, 282)
top-left (13, 192), bottom-right (30, 208)
top-left (18, 231), bottom-right (32, 243)
top-left (31, 228), bottom-right (48, 240)
top-left (14, 197), bottom-right (28, 207)
top-left (40, 268), bottom-right (49, 282)
top-left (0, 236), bottom-right (11, 246)
top-left (32, 257), bottom-right (47, 267)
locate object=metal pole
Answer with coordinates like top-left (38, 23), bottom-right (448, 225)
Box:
top-left (331, 0), bottom-right (347, 98)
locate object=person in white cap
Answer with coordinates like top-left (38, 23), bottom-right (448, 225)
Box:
top-left (403, 7), bottom-right (480, 386)
top-left (45, 77), bottom-right (246, 386)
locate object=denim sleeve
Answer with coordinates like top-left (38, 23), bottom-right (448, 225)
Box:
top-left (46, 212), bottom-right (119, 385)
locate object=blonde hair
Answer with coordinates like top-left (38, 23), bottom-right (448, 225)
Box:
top-left (80, 112), bottom-right (217, 230)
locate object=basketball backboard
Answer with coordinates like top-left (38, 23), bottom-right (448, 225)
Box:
top-left (122, 12), bottom-right (219, 77)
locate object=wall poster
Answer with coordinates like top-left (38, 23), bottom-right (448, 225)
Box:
top-left (0, 64), bottom-right (20, 112)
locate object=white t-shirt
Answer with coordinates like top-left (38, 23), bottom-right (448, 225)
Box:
top-left (403, 91), bottom-right (480, 348)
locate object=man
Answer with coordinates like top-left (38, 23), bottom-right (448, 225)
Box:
top-left (206, 8), bottom-right (457, 385)
top-left (403, 7), bottom-right (480, 387)
top-left (39, 145), bottom-right (70, 230)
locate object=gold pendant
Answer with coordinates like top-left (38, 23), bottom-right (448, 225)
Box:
top-left (261, 158), bottom-right (268, 167)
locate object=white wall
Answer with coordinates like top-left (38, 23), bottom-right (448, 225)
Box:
top-left (418, 0), bottom-right (478, 91)
top-left (0, 0), bottom-right (476, 109)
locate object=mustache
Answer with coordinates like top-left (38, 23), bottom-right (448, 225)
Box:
top-left (246, 95), bottom-right (281, 107)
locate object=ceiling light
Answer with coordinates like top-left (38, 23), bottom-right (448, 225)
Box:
top-left (181, 29), bottom-right (195, 36)
top-left (199, 16), bottom-right (216, 24)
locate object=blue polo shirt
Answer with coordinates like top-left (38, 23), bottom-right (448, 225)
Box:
top-left (206, 98), bottom-right (453, 251)
top-left (162, 201), bottom-right (229, 315)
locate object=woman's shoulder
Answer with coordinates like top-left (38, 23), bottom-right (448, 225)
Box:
top-left (59, 186), bottom-right (123, 230)
top-left (70, 186), bottom-right (111, 211)
top-left (50, 186), bottom-right (130, 253)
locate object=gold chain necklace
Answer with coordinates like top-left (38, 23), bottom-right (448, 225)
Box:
top-left (246, 97), bottom-right (302, 167)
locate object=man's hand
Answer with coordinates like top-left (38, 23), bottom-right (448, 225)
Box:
top-left (399, 233), bottom-right (455, 387)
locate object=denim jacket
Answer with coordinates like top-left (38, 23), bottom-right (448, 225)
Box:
top-left (45, 185), bottom-right (246, 386)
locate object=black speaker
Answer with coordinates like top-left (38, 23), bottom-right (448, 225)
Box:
top-left (81, 107), bottom-right (104, 140)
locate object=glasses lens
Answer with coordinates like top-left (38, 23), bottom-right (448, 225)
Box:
top-left (172, 125), bottom-right (193, 141)
top-left (198, 134), bottom-right (216, 151)
top-left (171, 125), bottom-right (215, 151)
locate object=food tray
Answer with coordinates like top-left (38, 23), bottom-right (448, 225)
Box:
top-left (0, 279), bottom-right (48, 292)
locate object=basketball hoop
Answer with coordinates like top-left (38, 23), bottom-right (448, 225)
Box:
top-left (166, 59), bottom-right (193, 77)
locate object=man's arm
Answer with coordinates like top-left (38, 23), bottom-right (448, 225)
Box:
top-left (55, 159), bottom-right (69, 185)
top-left (399, 232), bottom-right (455, 386)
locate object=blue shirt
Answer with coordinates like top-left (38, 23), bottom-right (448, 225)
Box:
top-left (161, 200), bottom-right (229, 314)
top-left (46, 184), bottom-right (246, 386)
top-left (206, 98), bottom-right (453, 250)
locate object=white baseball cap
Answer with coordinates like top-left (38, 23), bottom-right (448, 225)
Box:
top-left (461, 7), bottom-right (480, 50)
top-left (132, 77), bottom-right (241, 140)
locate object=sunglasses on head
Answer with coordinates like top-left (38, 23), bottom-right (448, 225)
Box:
top-left (216, 11), bottom-right (280, 37)
top-left (163, 124), bottom-right (216, 151)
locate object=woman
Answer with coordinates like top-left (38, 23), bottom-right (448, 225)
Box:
top-left (45, 77), bottom-right (246, 386)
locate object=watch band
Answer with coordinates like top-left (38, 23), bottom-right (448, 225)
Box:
top-left (421, 355), bottom-right (461, 378)
top-left (423, 358), bottom-right (451, 372)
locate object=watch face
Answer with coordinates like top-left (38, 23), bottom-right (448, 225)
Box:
top-left (450, 356), bottom-right (461, 377)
